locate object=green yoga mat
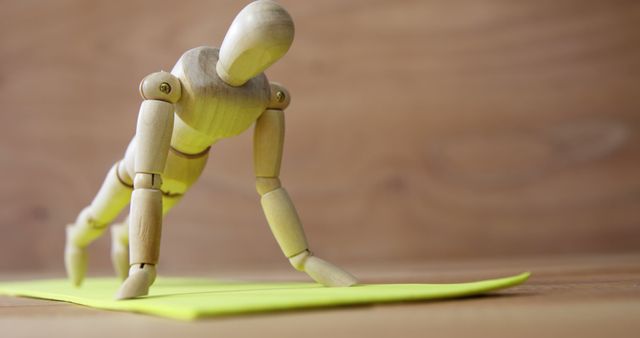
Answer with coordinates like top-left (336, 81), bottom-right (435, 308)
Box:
top-left (0, 272), bottom-right (529, 320)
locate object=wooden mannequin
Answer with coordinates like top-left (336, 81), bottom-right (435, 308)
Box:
top-left (64, 0), bottom-right (358, 300)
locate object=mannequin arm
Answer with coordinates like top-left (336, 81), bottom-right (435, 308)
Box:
top-left (116, 71), bottom-right (181, 299)
top-left (253, 83), bottom-right (357, 287)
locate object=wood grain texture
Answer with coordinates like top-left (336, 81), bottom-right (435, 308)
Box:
top-left (171, 46), bottom-right (270, 152)
top-left (261, 188), bottom-right (308, 257)
top-left (217, 0), bottom-right (294, 86)
top-left (129, 189), bottom-right (163, 265)
top-left (254, 109), bottom-right (285, 177)
top-left (0, 254), bottom-right (638, 338)
top-left (133, 100), bottom-right (174, 174)
top-left (0, 0), bottom-right (639, 273)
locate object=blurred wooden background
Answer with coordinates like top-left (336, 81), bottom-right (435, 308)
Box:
top-left (0, 0), bottom-right (638, 275)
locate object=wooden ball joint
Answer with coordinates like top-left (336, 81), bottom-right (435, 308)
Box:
top-left (63, 0), bottom-right (358, 300)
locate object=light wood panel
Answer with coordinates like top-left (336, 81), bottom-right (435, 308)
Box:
top-left (0, 0), bottom-right (638, 273)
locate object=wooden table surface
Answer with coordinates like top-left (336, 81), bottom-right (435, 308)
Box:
top-left (1, 253), bottom-right (638, 338)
